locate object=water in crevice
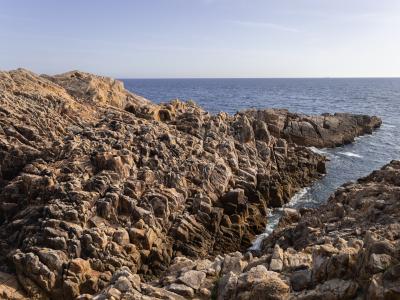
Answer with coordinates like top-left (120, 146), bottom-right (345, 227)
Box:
top-left (123, 78), bottom-right (400, 248)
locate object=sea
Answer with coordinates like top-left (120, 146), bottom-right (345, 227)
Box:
top-left (123, 78), bottom-right (400, 248)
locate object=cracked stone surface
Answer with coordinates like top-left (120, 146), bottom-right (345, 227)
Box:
top-left (0, 68), bottom-right (384, 299)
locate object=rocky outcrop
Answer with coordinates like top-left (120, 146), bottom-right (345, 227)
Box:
top-left (0, 68), bottom-right (381, 299)
top-left (257, 160), bottom-right (400, 299)
top-left (0, 272), bottom-right (27, 299)
top-left (93, 161), bottom-right (400, 300)
top-left (244, 109), bottom-right (382, 147)
top-left (43, 70), bottom-right (151, 109)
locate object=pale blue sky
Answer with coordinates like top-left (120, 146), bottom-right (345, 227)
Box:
top-left (1, 0), bottom-right (400, 78)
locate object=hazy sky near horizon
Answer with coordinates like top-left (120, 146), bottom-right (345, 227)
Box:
top-left (1, 0), bottom-right (400, 78)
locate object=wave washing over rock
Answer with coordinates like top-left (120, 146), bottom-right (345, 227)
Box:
top-left (0, 69), bottom-right (385, 299)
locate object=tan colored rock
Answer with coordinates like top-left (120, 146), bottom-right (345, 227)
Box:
top-left (177, 270), bottom-right (206, 290)
top-left (44, 70), bottom-right (151, 109)
top-left (0, 68), bottom-right (383, 299)
top-left (269, 244), bottom-right (284, 272)
top-left (294, 279), bottom-right (358, 300)
top-left (0, 272), bottom-right (28, 300)
top-left (167, 283), bottom-right (195, 298)
top-left (236, 265), bottom-right (289, 300)
top-left (283, 250), bottom-right (312, 272)
top-left (221, 253), bottom-right (248, 275)
top-left (217, 272), bottom-right (239, 300)
top-left (143, 228), bottom-right (157, 250)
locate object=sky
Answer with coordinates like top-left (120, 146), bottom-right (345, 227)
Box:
top-left (1, 0), bottom-right (400, 78)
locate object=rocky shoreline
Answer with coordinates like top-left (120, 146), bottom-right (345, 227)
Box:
top-left (90, 160), bottom-right (399, 300)
top-left (0, 69), bottom-right (386, 299)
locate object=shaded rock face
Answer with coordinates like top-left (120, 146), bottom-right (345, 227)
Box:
top-left (0, 69), bottom-right (381, 299)
top-left (257, 160), bottom-right (400, 299)
top-left (93, 161), bottom-right (400, 300)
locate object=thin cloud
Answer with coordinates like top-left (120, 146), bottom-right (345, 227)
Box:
top-left (232, 20), bottom-right (301, 33)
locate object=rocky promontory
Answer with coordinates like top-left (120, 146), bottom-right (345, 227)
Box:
top-left (0, 69), bottom-right (382, 299)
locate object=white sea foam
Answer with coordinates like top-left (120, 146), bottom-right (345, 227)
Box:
top-left (249, 187), bottom-right (311, 251)
top-left (338, 151), bottom-right (363, 158)
top-left (249, 210), bottom-right (281, 250)
top-left (286, 187), bottom-right (311, 208)
top-left (309, 146), bottom-right (328, 155)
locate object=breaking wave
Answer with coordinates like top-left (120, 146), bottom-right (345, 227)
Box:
top-left (249, 187), bottom-right (311, 251)
top-left (338, 151), bottom-right (363, 158)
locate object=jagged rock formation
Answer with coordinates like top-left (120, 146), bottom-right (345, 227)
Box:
top-left (0, 69), bottom-right (381, 299)
top-left (258, 160), bottom-right (400, 299)
top-left (244, 109), bottom-right (381, 148)
top-left (91, 161), bottom-right (400, 300)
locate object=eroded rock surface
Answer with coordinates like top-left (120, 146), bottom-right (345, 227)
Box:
top-left (0, 68), bottom-right (382, 299)
top-left (244, 109), bottom-right (381, 148)
top-left (93, 161), bottom-right (400, 300)
top-left (259, 160), bottom-right (400, 299)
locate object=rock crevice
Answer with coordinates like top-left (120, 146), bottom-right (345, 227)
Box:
top-left (0, 69), bottom-right (382, 299)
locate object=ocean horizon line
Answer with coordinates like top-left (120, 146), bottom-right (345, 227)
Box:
top-left (120, 76), bottom-right (400, 80)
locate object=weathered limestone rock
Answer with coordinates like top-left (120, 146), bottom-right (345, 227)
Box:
top-left (167, 283), bottom-right (195, 298)
top-left (217, 272), bottom-right (239, 300)
top-left (178, 270), bottom-right (206, 289)
top-left (235, 265), bottom-right (289, 300)
top-left (294, 279), bottom-right (358, 299)
top-left (91, 161), bottom-right (400, 299)
top-left (221, 252), bottom-right (248, 275)
top-left (0, 68), bottom-right (382, 299)
top-left (244, 109), bottom-right (382, 147)
top-left (0, 272), bottom-right (28, 300)
top-left (259, 160), bottom-right (400, 300)
top-left (269, 244), bottom-right (284, 272)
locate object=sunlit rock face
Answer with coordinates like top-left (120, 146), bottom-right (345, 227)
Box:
top-left (0, 69), bottom-right (382, 299)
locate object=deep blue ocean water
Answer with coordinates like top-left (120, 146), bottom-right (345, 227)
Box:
top-left (123, 78), bottom-right (400, 244)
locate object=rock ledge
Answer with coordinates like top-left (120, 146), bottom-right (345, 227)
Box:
top-left (0, 69), bottom-right (382, 299)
